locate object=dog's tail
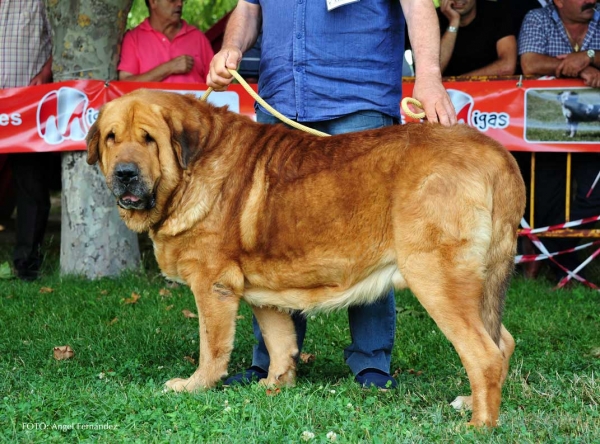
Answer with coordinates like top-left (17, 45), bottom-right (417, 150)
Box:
top-left (481, 150), bottom-right (525, 345)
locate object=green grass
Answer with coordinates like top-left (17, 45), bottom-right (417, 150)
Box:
top-left (0, 235), bottom-right (599, 442)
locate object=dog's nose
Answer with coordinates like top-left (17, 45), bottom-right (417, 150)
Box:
top-left (114, 162), bottom-right (139, 184)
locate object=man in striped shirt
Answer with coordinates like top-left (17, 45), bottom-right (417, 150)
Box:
top-left (0, 0), bottom-right (54, 281)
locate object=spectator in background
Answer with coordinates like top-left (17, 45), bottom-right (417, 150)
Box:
top-left (207, 0), bottom-right (456, 389)
top-left (505, 0), bottom-right (549, 75)
top-left (438, 0), bottom-right (517, 76)
top-left (118, 0), bottom-right (213, 83)
top-left (518, 0), bottom-right (600, 282)
top-left (520, 0), bottom-right (600, 87)
top-left (0, 0), bottom-right (55, 281)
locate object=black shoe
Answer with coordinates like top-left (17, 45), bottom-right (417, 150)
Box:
top-left (355, 368), bottom-right (398, 389)
top-left (223, 366), bottom-right (268, 386)
top-left (14, 258), bottom-right (40, 282)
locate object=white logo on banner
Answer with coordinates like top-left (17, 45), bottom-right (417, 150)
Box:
top-left (37, 87), bottom-right (92, 145)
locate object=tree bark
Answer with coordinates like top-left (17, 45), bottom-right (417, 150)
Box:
top-left (46, 0), bottom-right (140, 278)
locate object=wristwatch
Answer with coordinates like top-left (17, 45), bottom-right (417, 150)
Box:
top-left (447, 26), bottom-right (458, 33)
top-left (587, 49), bottom-right (596, 63)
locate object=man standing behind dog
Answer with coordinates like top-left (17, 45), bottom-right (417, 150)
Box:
top-left (207, 0), bottom-right (456, 389)
top-left (118, 0), bottom-right (213, 83)
top-left (518, 0), bottom-right (600, 281)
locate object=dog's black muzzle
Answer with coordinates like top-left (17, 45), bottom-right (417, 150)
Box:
top-left (112, 162), bottom-right (156, 210)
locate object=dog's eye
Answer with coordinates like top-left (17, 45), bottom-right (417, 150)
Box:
top-left (106, 132), bottom-right (115, 143)
top-left (144, 133), bottom-right (155, 145)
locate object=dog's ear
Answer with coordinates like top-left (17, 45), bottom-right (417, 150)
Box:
top-left (86, 120), bottom-right (100, 165)
top-left (171, 126), bottom-right (200, 170)
top-left (158, 106), bottom-right (199, 170)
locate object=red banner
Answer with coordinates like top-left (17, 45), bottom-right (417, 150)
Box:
top-left (1, 78), bottom-right (599, 154)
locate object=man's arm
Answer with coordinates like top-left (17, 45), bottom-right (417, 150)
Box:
top-left (119, 55), bottom-right (194, 82)
top-left (207, 0), bottom-right (262, 90)
top-left (463, 35), bottom-right (517, 77)
top-left (439, 28), bottom-right (459, 74)
top-left (555, 51), bottom-right (595, 78)
top-left (401, 0), bottom-right (456, 125)
top-left (29, 56), bottom-right (53, 86)
top-left (580, 66), bottom-right (600, 88)
top-left (438, 0), bottom-right (459, 74)
top-left (520, 52), bottom-right (562, 76)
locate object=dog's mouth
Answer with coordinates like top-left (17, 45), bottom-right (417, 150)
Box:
top-left (117, 191), bottom-right (156, 210)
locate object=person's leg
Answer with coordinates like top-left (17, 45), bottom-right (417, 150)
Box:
top-left (344, 288), bottom-right (397, 388)
top-left (9, 153), bottom-right (52, 281)
top-left (224, 108), bottom-right (305, 385)
top-left (228, 110), bottom-right (398, 388)
top-left (313, 111), bottom-right (398, 388)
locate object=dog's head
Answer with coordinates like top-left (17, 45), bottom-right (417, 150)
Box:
top-left (558, 90), bottom-right (578, 105)
top-left (86, 89), bottom-right (203, 231)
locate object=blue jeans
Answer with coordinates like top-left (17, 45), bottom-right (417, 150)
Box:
top-left (250, 108), bottom-right (397, 376)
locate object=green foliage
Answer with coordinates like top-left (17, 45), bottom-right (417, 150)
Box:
top-left (126, 0), bottom-right (237, 31)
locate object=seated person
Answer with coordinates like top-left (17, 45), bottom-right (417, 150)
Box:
top-left (517, 0), bottom-right (600, 282)
top-left (438, 0), bottom-right (517, 76)
top-left (118, 0), bottom-right (213, 83)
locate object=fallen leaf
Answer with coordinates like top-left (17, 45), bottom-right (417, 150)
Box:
top-left (165, 304), bottom-right (174, 311)
top-left (159, 288), bottom-right (171, 297)
top-left (300, 353), bottom-right (315, 364)
top-left (53, 345), bottom-right (74, 360)
top-left (123, 292), bottom-right (141, 304)
top-left (591, 347), bottom-right (600, 358)
top-left (184, 356), bottom-right (196, 365)
top-left (236, 315), bottom-right (245, 320)
top-left (266, 387), bottom-right (281, 396)
top-left (109, 317), bottom-right (118, 325)
top-left (182, 309), bottom-right (198, 318)
top-left (100, 290), bottom-right (108, 295)
top-left (39, 287), bottom-right (53, 294)
top-left (0, 261), bottom-right (13, 280)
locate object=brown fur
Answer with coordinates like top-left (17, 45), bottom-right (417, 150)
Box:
top-left (87, 89), bottom-right (525, 427)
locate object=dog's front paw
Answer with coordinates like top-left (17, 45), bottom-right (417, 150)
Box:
top-left (258, 369), bottom-right (296, 388)
top-left (450, 395), bottom-right (473, 411)
top-left (164, 377), bottom-right (201, 392)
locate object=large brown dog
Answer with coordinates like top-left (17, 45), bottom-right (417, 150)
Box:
top-left (87, 89), bottom-right (525, 427)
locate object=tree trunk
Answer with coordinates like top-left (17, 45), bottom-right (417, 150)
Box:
top-left (46, 0), bottom-right (140, 278)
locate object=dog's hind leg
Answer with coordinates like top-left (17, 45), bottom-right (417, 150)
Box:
top-left (450, 260), bottom-right (515, 417)
top-left (400, 254), bottom-right (505, 427)
top-left (252, 306), bottom-right (299, 387)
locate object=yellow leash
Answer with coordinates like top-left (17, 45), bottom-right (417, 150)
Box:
top-left (201, 69), bottom-right (330, 137)
top-left (401, 97), bottom-right (426, 120)
top-left (201, 68), bottom-right (427, 135)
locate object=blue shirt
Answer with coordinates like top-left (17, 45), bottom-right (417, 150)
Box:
top-left (245, 0), bottom-right (405, 122)
top-left (518, 4), bottom-right (600, 56)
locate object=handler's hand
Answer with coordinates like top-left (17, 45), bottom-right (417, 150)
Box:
top-left (412, 73), bottom-right (457, 126)
top-left (207, 46), bottom-right (243, 91)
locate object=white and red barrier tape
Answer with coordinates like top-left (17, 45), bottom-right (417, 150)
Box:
top-left (518, 217), bottom-right (600, 289)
